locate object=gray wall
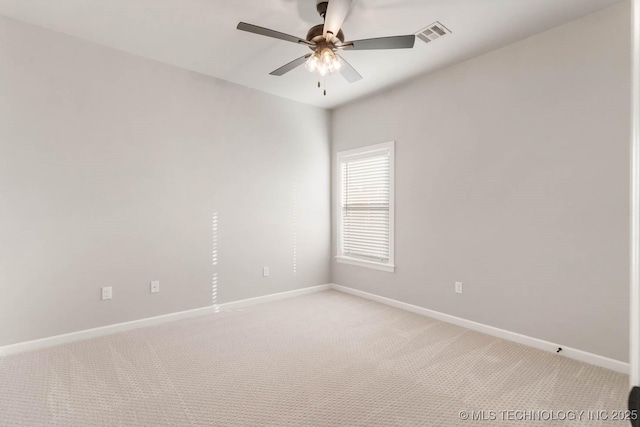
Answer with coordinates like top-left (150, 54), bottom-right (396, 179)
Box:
top-left (331, 3), bottom-right (630, 362)
top-left (0, 17), bottom-right (330, 346)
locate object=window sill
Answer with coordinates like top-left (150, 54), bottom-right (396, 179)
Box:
top-left (335, 256), bottom-right (396, 273)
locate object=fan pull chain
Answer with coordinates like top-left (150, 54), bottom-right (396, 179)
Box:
top-left (316, 76), bottom-right (328, 96)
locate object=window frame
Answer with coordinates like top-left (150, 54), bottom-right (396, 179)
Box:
top-left (336, 141), bottom-right (395, 273)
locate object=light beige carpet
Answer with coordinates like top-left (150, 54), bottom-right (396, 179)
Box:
top-left (0, 290), bottom-right (630, 426)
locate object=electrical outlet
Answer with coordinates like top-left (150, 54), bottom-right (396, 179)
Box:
top-left (150, 281), bottom-right (160, 293)
top-left (101, 286), bottom-right (112, 300)
top-left (263, 267), bottom-right (269, 277)
top-left (455, 282), bottom-right (463, 294)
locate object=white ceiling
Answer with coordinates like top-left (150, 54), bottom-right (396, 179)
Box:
top-left (0, 0), bottom-right (624, 109)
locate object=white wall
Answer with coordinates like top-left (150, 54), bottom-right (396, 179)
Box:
top-left (0, 16), bottom-right (330, 346)
top-left (331, 3), bottom-right (630, 362)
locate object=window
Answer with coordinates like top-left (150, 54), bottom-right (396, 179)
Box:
top-left (336, 141), bottom-right (395, 272)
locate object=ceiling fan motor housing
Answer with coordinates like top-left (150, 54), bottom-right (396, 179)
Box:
top-left (306, 24), bottom-right (344, 46)
top-left (313, 2), bottom-right (345, 45)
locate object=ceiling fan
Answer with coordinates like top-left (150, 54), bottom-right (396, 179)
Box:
top-left (237, 0), bottom-right (416, 94)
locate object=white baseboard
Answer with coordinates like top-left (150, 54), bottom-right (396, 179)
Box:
top-left (329, 284), bottom-right (629, 374)
top-left (0, 284), bottom-right (330, 357)
top-left (220, 284), bottom-right (330, 311)
top-left (2, 282), bottom-right (627, 374)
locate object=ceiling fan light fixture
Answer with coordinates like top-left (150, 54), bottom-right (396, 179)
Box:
top-left (305, 48), bottom-right (341, 77)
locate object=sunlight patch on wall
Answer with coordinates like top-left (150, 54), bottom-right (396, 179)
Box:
top-left (293, 183), bottom-right (297, 276)
top-left (212, 212), bottom-right (219, 311)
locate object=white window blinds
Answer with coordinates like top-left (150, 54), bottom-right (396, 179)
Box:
top-left (338, 142), bottom-right (393, 266)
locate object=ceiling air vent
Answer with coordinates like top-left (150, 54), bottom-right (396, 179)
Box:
top-left (416, 21), bottom-right (451, 44)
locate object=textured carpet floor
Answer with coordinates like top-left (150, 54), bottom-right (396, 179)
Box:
top-left (0, 290), bottom-right (630, 426)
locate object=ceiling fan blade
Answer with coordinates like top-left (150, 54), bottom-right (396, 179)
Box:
top-left (237, 22), bottom-right (314, 47)
top-left (270, 54), bottom-right (312, 76)
top-left (337, 55), bottom-right (362, 83)
top-left (323, 0), bottom-right (353, 40)
top-left (342, 35), bottom-right (416, 50)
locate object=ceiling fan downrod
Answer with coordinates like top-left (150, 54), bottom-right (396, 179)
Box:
top-left (317, 2), bottom-right (329, 20)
